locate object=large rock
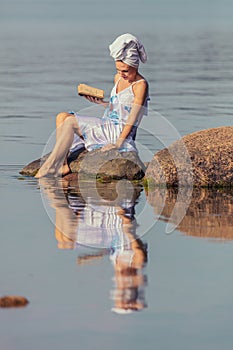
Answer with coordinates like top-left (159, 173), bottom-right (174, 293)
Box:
top-left (145, 126), bottom-right (233, 187)
top-left (70, 148), bottom-right (145, 181)
top-left (19, 153), bottom-right (50, 177)
top-left (20, 148), bottom-right (146, 181)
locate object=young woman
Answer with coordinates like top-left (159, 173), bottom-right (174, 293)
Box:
top-left (35, 33), bottom-right (149, 178)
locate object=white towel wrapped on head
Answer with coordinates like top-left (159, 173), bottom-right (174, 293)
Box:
top-left (109, 33), bottom-right (147, 68)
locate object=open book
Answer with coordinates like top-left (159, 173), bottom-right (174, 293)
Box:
top-left (77, 84), bottom-right (105, 99)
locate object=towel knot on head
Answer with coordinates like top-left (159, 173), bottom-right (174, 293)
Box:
top-left (109, 33), bottom-right (147, 68)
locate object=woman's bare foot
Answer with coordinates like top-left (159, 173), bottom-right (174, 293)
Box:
top-left (35, 163), bottom-right (71, 179)
top-left (35, 167), bottom-right (56, 178)
top-left (62, 163), bottom-right (71, 177)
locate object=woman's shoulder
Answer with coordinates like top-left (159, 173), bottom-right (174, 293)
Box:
top-left (131, 76), bottom-right (149, 104)
top-left (135, 75), bottom-right (148, 86)
top-left (132, 77), bottom-right (148, 93)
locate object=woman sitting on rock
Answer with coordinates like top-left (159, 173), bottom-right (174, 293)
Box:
top-left (35, 33), bottom-right (149, 178)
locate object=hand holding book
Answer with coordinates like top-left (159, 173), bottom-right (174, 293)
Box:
top-left (77, 84), bottom-right (104, 99)
top-left (77, 84), bottom-right (108, 107)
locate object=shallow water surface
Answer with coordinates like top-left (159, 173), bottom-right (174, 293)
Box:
top-left (1, 169), bottom-right (233, 350)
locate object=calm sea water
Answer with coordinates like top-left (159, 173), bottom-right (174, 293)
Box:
top-left (1, 1), bottom-right (233, 349)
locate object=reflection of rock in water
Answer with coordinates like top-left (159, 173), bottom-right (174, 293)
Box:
top-left (63, 175), bottom-right (143, 205)
top-left (147, 187), bottom-right (233, 240)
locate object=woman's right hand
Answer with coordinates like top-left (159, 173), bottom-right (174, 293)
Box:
top-left (84, 95), bottom-right (108, 107)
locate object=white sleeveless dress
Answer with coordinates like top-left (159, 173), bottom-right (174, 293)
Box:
top-left (69, 78), bottom-right (149, 153)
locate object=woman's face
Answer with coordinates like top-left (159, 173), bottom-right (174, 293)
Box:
top-left (115, 61), bottom-right (137, 82)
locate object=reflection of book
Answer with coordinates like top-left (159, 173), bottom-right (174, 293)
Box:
top-left (77, 250), bottom-right (107, 265)
top-left (77, 84), bottom-right (104, 99)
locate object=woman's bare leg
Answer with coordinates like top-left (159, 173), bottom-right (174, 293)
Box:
top-left (35, 115), bottom-right (81, 178)
top-left (55, 112), bottom-right (74, 175)
top-left (56, 112), bottom-right (71, 140)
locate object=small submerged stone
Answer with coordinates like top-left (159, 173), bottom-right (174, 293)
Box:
top-left (0, 295), bottom-right (29, 308)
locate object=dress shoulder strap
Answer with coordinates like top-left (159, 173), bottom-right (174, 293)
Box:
top-left (131, 79), bottom-right (145, 86)
top-left (113, 77), bottom-right (122, 94)
top-left (115, 77), bottom-right (122, 86)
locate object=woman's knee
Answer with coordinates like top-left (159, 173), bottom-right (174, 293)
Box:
top-left (63, 115), bottom-right (78, 129)
top-left (56, 112), bottom-right (72, 126)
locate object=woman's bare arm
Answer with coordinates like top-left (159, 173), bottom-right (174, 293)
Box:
top-left (83, 74), bottom-right (119, 108)
top-left (84, 95), bottom-right (109, 108)
top-left (115, 80), bottom-right (148, 149)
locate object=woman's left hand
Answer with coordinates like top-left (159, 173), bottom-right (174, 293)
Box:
top-left (101, 143), bottom-right (117, 152)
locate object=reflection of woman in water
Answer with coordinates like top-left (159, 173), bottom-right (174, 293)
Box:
top-left (40, 178), bottom-right (148, 313)
top-left (109, 207), bottom-right (148, 313)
